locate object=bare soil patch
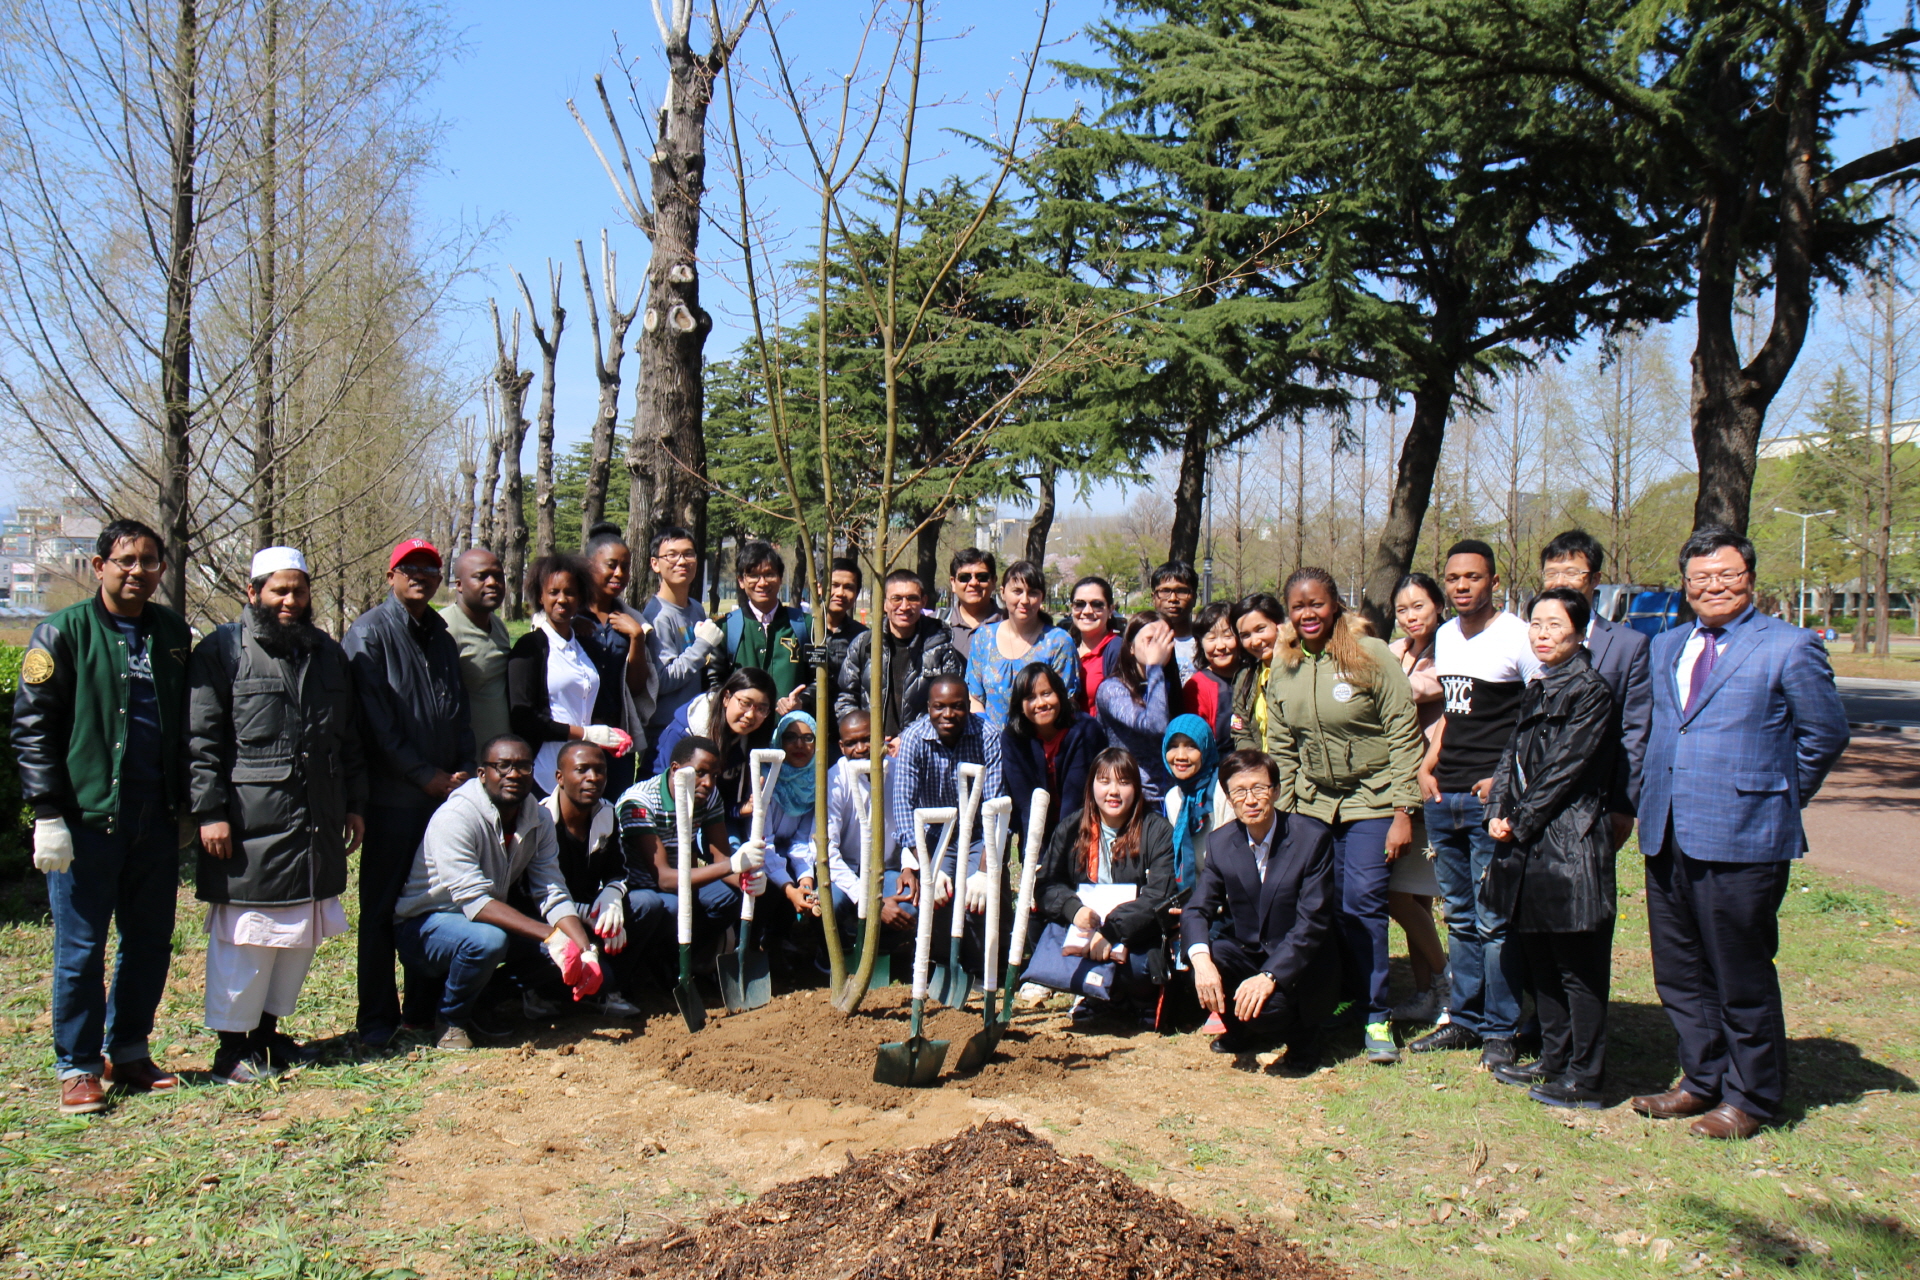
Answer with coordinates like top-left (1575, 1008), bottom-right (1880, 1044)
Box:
top-left (554, 1119), bottom-right (1339, 1280)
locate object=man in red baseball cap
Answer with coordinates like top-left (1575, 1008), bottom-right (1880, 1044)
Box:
top-left (342, 536), bottom-right (475, 1049)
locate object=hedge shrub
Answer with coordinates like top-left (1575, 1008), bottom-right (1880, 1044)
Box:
top-left (0, 644), bottom-right (27, 877)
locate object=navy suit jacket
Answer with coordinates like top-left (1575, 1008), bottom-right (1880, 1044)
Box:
top-left (1586, 614), bottom-right (1653, 816)
top-left (1638, 608), bottom-right (1849, 863)
top-left (1178, 813), bottom-right (1334, 993)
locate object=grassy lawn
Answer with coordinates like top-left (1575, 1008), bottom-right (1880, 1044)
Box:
top-left (1827, 652), bottom-right (1920, 682)
top-left (0, 858), bottom-right (1913, 1279)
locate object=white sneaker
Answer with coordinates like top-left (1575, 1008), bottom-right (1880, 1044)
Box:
top-left (521, 990), bottom-right (564, 1020)
top-left (435, 1024), bottom-right (475, 1052)
top-left (595, 991), bottom-right (643, 1019)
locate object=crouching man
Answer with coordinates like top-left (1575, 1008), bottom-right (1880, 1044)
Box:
top-left (189, 547), bottom-right (367, 1083)
top-left (1182, 749), bottom-right (1339, 1072)
top-left (394, 734), bottom-right (603, 1050)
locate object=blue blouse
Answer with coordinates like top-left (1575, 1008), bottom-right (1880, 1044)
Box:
top-left (966, 621), bottom-right (1081, 728)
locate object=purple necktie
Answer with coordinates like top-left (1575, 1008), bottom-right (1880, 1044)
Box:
top-left (1685, 627), bottom-right (1723, 712)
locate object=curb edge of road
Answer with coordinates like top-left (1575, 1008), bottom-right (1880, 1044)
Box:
top-left (1848, 721), bottom-right (1920, 738)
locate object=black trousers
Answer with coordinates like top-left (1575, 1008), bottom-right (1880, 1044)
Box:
top-left (1207, 935), bottom-right (1338, 1046)
top-left (1644, 844), bottom-right (1792, 1120)
top-left (1518, 926), bottom-right (1612, 1089)
top-left (357, 803), bottom-right (442, 1035)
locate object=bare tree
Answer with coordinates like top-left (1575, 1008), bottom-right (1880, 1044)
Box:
top-left (488, 302), bottom-right (533, 615)
top-left (515, 262), bottom-right (566, 560)
top-left (575, 231), bottom-right (642, 539)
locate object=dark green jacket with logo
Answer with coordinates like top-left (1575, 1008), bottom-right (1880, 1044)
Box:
top-left (10, 594), bottom-right (191, 833)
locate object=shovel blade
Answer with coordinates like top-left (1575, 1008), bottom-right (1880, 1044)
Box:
top-left (852, 934), bottom-right (893, 988)
top-left (873, 1034), bottom-right (950, 1087)
top-left (955, 1025), bottom-right (1002, 1074)
top-left (674, 979), bottom-right (706, 1033)
top-left (926, 937), bottom-right (972, 1009)
top-left (718, 951), bottom-right (772, 1013)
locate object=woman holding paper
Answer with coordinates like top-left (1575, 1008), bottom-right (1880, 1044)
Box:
top-left (1032, 749), bottom-right (1179, 1017)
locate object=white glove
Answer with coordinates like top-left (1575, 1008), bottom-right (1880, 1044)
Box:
top-left (693, 618), bottom-right (725, 649)
top-left (602, 927), bottom-right (629, 955)
top-left (590, 885), bottom-right (626, 939)
top-left (581, 725), bottom-right (633, 756)
top-left (934, 871), bottom-right (954, 908)
top-left (744, 870), bottom-right (769, 897)
top-left (33, 816), bottom-right (73, 874)
top-left (729, 838), bottom-right (766, 877)
top-left (964, 870), bottom-right (989, 913)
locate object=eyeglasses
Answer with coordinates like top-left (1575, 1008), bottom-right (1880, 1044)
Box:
top-left (1070, 599), bottom-right (1107, 612)
top-left (740, 569), bottom-right (781, 583)
top-left (955, 572), bottom-right (992, 584)
top-left (105, 555), bottom-right (163, 572)
top-left (482, 760), bottom-right (534, 775)
top-left (1685, 571), bottom-right (1749, 589)
top-left (785, 732), bottom-right (817, 745)
top-left (1226, 784), bottom-right (1273, 803)
top-left (395, 562), bottom-right (442, 581)
top-left (1153, 586), bottom-right (1195, 599)
top-left (654, 549), bottom-right (697, 563)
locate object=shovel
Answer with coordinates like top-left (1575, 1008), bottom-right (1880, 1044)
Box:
top-left (957, 796), bottom-right (1013, 1072)
top-left (873, 806), bottom-right (956, 1087)
top-left (999, 787), bottom-right (1051, 1027)
top-left (844, 759), bottom-right (890, 988)
top-left (927, 762), bottom-right (983, 1009)
top-left (671, 766), bottom-right (707, 1033)
top-left (719, 748), bottom-right (783, 1013)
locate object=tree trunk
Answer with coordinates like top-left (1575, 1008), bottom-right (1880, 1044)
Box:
top-left (490, 303), bottom-right (534, 617)
top-left (478, 398), bottom-right (502, 555)
top-left (1876, 270), bottom-right (1898, 658)
top-left (250, 0), bottom-right (278, 553)
top-left (1167, 419), bottom-right (1207, 564)
top-left (1025, 460), bottom-right (1056, 566)
top-left (579, 231), bottom-right (639, 541)
top-left (915, 511), bottom-right (944, 591)
top-left (159, 0), bottom-right (201, 612)
top-left (1361, 368), bottom-right (1456, 631)
top-left (517, 265), bottom-right (565, 561)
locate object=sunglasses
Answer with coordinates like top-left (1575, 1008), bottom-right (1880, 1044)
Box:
top-left (1070, 599), bottom-right (1107, 611)
top-left (954, 572), bottom-right (993, 584)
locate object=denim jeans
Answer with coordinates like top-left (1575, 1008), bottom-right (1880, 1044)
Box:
top-left (1329, 816), bottom-right (1395, 1022)
top-left (48, 793), bottom-right (179, 1078)
top-left (1425, 792), bottom-right (1523, 1039)
top-left (629, 876), bottom-right (743, 962)
top-left (830, 869), bottom-right (917, 955)
top-left (395, 910), bottom-right (539, 1028)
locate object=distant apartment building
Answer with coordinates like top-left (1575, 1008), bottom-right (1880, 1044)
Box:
top-left (2, 502), bottom-right (100, 609)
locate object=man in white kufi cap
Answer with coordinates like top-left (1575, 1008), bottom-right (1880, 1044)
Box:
top-left (184, 546), bottom-right (368, 1082)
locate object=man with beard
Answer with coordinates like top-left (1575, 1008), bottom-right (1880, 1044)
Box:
top-left (188, 547), bottom-right (368, 1082)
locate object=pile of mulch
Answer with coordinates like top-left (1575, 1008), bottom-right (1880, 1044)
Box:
top-left (629, 988), bottom-right (1122, 1110)
top-left (556, 1120), bottom-right (1340, 1280)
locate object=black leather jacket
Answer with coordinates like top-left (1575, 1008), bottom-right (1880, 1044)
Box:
top-left (833, 616), bottom-right (965, 730)
top-left (341, 594), bottom-right (474, 811)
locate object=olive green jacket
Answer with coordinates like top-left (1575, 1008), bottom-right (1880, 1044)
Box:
top-left (1263, 633), bottom-right (1424, 822)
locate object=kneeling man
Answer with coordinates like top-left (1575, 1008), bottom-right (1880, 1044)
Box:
top-left (1181, 749), bottom-right (1338, 1070)
top-left (394, 734), bottom-right (602, 1049)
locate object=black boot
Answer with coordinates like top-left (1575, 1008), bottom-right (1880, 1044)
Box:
top-left (210, 1031), bottom-right (267, 1085)
top-left (251, 1013), bottom-right (311, 1069)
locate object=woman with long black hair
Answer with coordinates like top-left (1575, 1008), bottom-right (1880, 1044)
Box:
top-left (648, 666), bottom-right (778, 839)
top-left (1003, 661), bottom-right (1106, 855)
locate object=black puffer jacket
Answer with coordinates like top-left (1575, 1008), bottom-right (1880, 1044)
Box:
top-left (1482, 649), bottom-right (1618, 933)
top-left (833, 615), bottom-right (965, 729)
top-left (188, 614), bottom-right (368, 906)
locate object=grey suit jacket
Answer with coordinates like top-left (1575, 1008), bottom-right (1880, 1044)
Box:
top-left (1586, 615), bottom-right (1653, 817)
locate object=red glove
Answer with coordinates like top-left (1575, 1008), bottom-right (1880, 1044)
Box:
top-left (570, 948), bottom-right (604, 1000)
top-left (582, 726), bottom-right (634, 757)
top-left (544, 929), bottom-right (592, 985)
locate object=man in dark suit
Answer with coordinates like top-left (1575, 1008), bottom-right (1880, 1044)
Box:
top-left (1181, 749), bottom-right (1338, 1070)
top-left (1540, 530), bottom-right (1654, 849)
top-left (1632, 527), bottom-right (1849, 1140)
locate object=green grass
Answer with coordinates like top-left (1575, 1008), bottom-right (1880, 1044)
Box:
top-left (0, 856), bottom-right (1913, 1278)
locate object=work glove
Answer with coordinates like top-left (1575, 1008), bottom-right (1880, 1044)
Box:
top-left (581, 725), bottom-right (633, 757)
top-left (589, 885), bottom-right (626, 940)
top-left (934, 871), bottom-right (954, 908)
top-left (693, 618), bottom-right (725, 650)
top-left (964, 870), bottom-right (990, 913)
top-left (544, 929), bottom-right (595, 989)
top-left (729, 838), bottom-right (766, 877)
top-left (32, 816), bottom-right (73, 874)
top-left (743, 869), bottom-right (769, 898)
top-left (570, 947), bottom-right (604, 1001)
top-left (601, 927), bottom-right (628, 956)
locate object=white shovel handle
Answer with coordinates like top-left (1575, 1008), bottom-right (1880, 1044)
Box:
top-left (911, 806), bottom-right (957, 1000)
top-left (672, 766), bottom-right (698, 947)
top-left (981, 796), bottom-right (1012, 992)
top-left (1007, 788), bottom-right (1050, 969)
top-left (949, 763), bottom-right (984, 939)
top-left (744, 748), bottom-right (785, 926)
top-left (847, 759), bottom-right (872, 919)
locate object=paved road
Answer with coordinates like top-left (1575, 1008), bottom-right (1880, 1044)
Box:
top-left (1837, 676), bottom-right (1920, 728)
top-left (1801, 731), bottom-right (1920, 902)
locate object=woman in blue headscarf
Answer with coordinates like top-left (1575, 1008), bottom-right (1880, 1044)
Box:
top-left (1160, 713), bottom-right (1220, 896)
top-left (761, 710), bottom-right (824, 976)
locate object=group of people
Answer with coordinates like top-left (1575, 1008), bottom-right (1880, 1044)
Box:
top-left (14, 516), bottom-right (1848, 1143)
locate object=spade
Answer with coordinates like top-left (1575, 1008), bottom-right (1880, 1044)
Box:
top-left (873, 806), bottom-right (956, 1088)
top-left (670, 766), bottom-right (707, 1033)
top-left (927, 762), bottom-right (983, 1009)
top-left (719, 748), bottom-right (783, 1013)
top-left (998, 787), bottom-right (1051, 1027)
top-left (956, 795), bottom-right (1013, 1072)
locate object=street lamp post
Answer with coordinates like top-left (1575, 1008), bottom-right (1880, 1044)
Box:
top-left (1773, 507), bottom-right (1836, 629)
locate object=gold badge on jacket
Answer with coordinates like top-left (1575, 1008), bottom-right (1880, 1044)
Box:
top-left (21, 649), bottom-right (54, 684)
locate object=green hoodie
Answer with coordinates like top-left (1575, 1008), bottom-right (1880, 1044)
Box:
top-left (1264, 630), bottom-right (1424, 822)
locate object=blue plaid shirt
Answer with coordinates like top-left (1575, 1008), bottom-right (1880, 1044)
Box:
top-left (888, 712), bottom-right (1003, 877)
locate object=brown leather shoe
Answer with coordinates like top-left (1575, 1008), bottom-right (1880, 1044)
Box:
top-left (1630, 1086), bottom-right (1716, 1119)
top-left (59, 1074), bottom-right (108, 1115)
top-left (104, 1058), bottom-right (179, 1092)
top-left (1689, 1103), bottom-right (1763, 1140)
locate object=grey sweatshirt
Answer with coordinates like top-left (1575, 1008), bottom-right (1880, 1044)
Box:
top-left (393, 778), bottom-right (576, 925)
top-left (642, 594), bottom-right (714, 732)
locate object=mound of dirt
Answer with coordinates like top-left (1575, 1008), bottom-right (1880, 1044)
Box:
top-left (614, 986), bottom-right (1123, 1111)
top-left (556, 1120), bottom-right (1339, 1280)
